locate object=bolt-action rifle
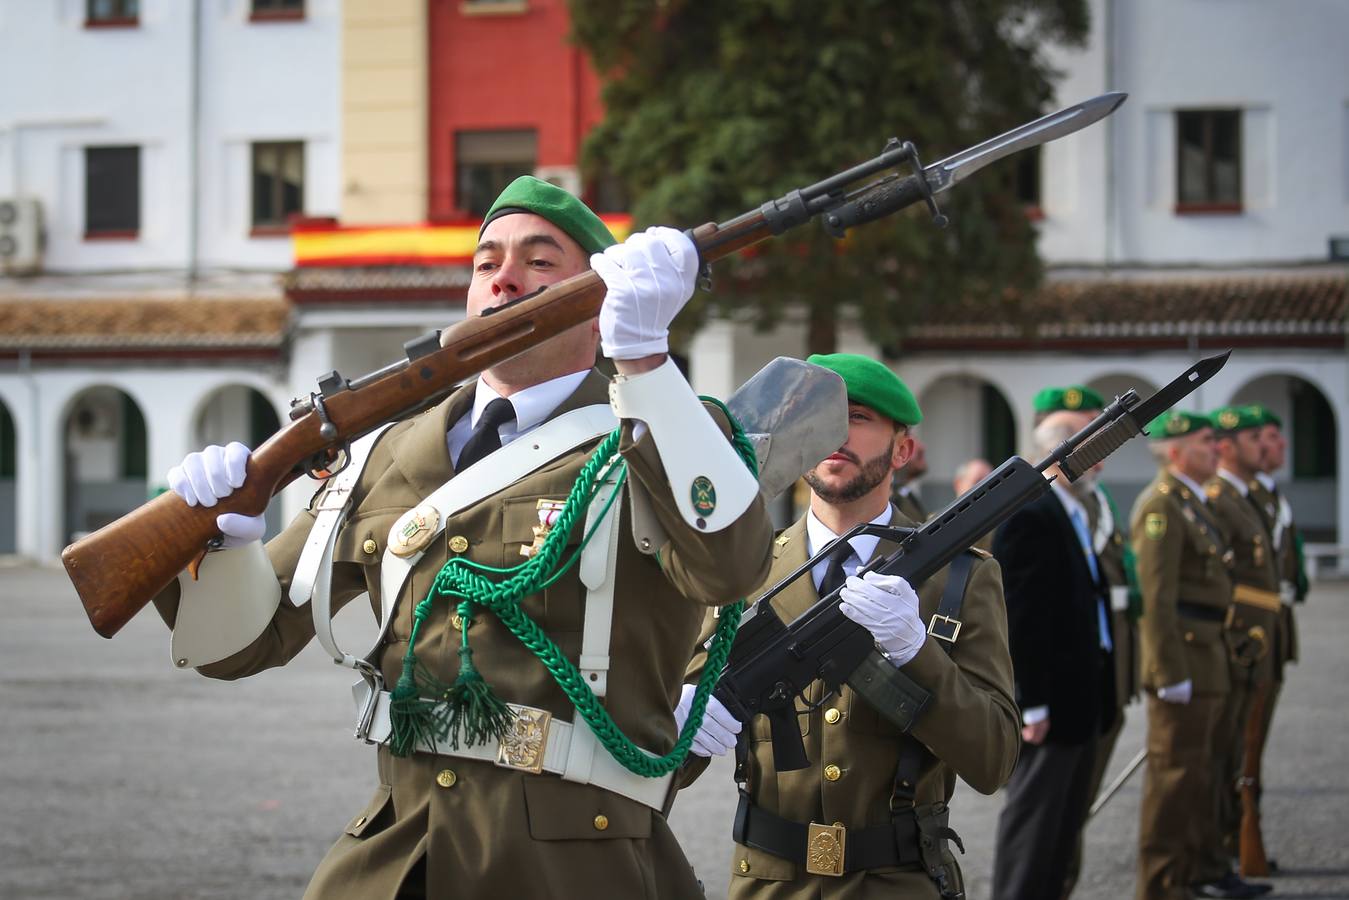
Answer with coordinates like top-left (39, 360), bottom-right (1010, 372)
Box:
top-left (715, 352), bottom-right (1230, 771)
top-left (62, 92), bottom-right (1126, 640)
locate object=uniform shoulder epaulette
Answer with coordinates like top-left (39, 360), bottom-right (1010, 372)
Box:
top-left (1205, 482), bottom-right (1222, 500)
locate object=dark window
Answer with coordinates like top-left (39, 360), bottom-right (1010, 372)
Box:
top-left (252, 142), bottom-right (305, 229)
top-left (1014, 145), bottom-right (1042, 211)
top-left (456, 130), bottom-right (537, 217)
top-left (119, 394), bottom-right (147, 480)
top-left (1291, 381), bottom-right (1336, 479)
top-left (86, 0), bottom-right (139, 24)
top-left (981, 384), bottom-right (1016, 464)
top-left (249, 391), bottom-right (281, 446)
top-left (251, 0), bottom-right (304, 18)
top-left (85, 146), bottom-right (140, 236)
top-left (1176, 109), bottom-right (1241, 211)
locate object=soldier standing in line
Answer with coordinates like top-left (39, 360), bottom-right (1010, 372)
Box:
top-left (1193, 405), bottom-right (1278, 899)
top-left (1130, 411), bottom-right (1233, 900)
top-left (682, 353), bottom-right (1019, 899)
top-left (1030, 386), bottom-right (1142, 898)
top-left (1237, 404), bottom-right (1305, 874)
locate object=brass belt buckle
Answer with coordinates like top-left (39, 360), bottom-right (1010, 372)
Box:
top-left (806, 822), bottom-right (847, 877)
top-left (495, 705), bottom-right (551, 774)
top-left (927, 614), bottom-right (963, 643)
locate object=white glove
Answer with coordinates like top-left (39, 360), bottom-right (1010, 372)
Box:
top-left (674, 683), bottom-right (742, 758)
top-left (839, 571), bottom-right (926, 667)
top-left (167, 442), bottom-right (266, 549)
top-left (591, 226), bottom-right (699, 359)
top-left (1156, 679), bottom-right (1193, 705)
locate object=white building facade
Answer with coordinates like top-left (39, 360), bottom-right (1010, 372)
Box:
top-left (0, 0), bottom-right (342, 559)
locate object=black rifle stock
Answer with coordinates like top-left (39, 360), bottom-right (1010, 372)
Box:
top-left (714, 352), bottom-right (1230, 771)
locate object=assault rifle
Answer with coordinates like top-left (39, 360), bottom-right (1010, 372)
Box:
top-left (714, 352), bottom-right (1230, 771)
top-left (63, 92), bottom-right (1125, 639)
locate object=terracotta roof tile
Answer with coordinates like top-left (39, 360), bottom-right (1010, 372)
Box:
top-left (0, 297), bottom-right (289, 349)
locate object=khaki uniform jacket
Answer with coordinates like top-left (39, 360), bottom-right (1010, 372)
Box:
top-left (1130, 472), bottom-right (1233, 695)
top-left (1247, 479), bottom-right (1299, 666)
top-left (1204, 474), bottom-right (1281, 684)
top-left (155, 370), bottom-right (774, 900)
top-left (687, 507), bottom-right (1018, 900)
top-left (891, 484), bottom-right (928, 524)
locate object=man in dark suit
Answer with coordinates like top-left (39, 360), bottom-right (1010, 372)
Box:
top-left (991, 410), bottom-right (1117, 900)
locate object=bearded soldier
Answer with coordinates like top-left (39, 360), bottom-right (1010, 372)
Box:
top-left (154, 177), bottom-right (774, 899)
top-left (681, 353), bottom-right (1018, 899)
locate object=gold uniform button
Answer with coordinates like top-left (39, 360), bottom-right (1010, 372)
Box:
top-left (449, 535), bottom-right (470, 553)
top-left (824, 708), bottom-right (841, 725)
top-left (362, 538), bottom-right (378, 555)
top-left (1184, 631), bottom-right (1195, 643)
top-left (451, 613), bottom-right (473, 632)
top-left (436, 769), bottom-right (457, 789)
top-left (823, 764), bottom-right (842, 782)
top-left (593, 814), bottom-right (609, 831)
top-left (739, 859), bottom-right (750, 874)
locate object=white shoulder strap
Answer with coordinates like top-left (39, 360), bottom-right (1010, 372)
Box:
top-left (1092, 485), bottom-right (1115, 555)
top-left (292, 425), bottom-right (395, 668)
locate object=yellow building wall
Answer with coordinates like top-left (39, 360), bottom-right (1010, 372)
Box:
top-left (341, 0), bottom-right (427, 225)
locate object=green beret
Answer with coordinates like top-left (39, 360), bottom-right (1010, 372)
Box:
top-left (1247, 404), bottom-right (1283, 429)
top-left (480, 175), bottom-right (616, 255)
top-left (806, 353), bottom-right (922, 426)
top-left (1147, 409), bottom-right (1212, 440)
top-left (1210, 405), bottom-right (1264, 434)
top-left (1032, 384), bottom-right (1105, 414)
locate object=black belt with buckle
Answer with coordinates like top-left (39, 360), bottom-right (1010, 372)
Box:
top-left (1177, 601), bottom-right (1225, 623)
top-left (733, 791), bottom-right (921, 876)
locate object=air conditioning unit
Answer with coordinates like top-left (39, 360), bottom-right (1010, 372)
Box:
top-left (0, 197), bottom-right (44, 275)
top-left (533, 166), bottom-right (582, 198)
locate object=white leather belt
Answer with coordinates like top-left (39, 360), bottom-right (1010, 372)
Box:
top-left (356, 686), bottom-right (673, 811)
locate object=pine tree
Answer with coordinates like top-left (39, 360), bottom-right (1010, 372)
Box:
top-left (570, 0), bottom-right (1089, 354)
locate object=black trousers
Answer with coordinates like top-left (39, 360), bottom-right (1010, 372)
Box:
top-left (991, 734), bottom-right (1099, 900)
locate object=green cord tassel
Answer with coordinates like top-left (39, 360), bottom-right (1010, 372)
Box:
top-left (444, 642), bottom-right (515, 750)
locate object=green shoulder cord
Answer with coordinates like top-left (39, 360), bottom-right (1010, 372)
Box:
top-left (388, 397), bottom-right (757, 778)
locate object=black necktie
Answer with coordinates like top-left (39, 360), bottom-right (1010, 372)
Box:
top-left (457, 398), bottom-right (516, 470)
top-left (819, 543), bottom-right (854, 598)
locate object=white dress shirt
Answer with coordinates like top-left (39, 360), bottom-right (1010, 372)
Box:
top-left (805, 504), bottom-right (894, 592)
top-left (446, 369), bottom-right (590, 466)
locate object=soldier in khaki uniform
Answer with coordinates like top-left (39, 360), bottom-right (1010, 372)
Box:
top-left (890, 434), bottom-right (929, 522)
top-left (1244, 404), bottom-right (1305, 872)
top-left (155, 178), bottom-right (774, 899)
top-left (1196, 407), bottom-right (1282, 894)
top-left (1131, 410), bottom-right (1234, 900)
top-left (681, 353), bottom-right (1019, 899)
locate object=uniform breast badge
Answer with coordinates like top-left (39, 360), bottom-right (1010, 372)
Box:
top-left (389, 505), bottom-right (441, 558)
top-left (1145, 513), bottom-right (1167, 540)
top-left (806, 822), bottom-right (847, 876)
top-left (521, 499), bottom-right (567, 558)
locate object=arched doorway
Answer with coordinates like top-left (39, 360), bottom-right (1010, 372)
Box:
top-left (1231, 373), bottom-right (1338, 541)
top-left (917, 375), bottom-right (1017, 508)
top-left (1085, 373), bottom-right (1161, 525)
top-left (63, 387), bottom-right (148, 543)
top-left (193, 385), bottom-right (284, 537)
top-left (0, 399), bottom-right (15, 553)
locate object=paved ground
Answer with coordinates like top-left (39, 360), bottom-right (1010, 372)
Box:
top-left (2, 559), bottom-right (1346, 899)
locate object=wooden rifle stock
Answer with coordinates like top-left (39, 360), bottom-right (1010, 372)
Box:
top-left (1238, 683), bottom-right (1271, 877)
top-left (63, 213), bottom-right (773, 638)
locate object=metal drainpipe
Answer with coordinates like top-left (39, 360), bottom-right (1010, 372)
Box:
top-left (187, 0), bottom-right (202, 294)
